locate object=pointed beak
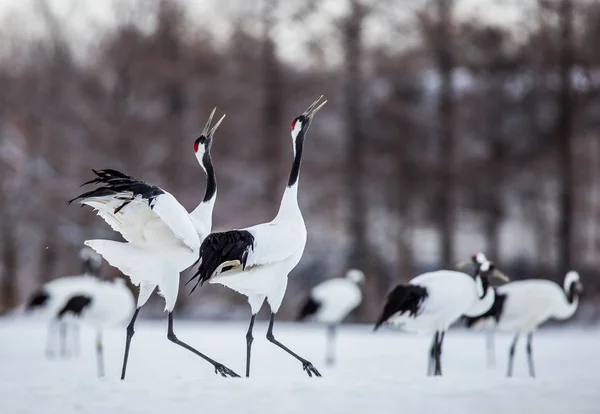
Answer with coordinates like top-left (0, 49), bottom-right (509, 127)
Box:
top-left (456, 261), bottom-right (470, 270)
top-left (207, 114), bottom-right (226, 138)
top-left (201, 107), bottom-right (217, 137)
top-left (302, 95), bottom-right (327, 119)
top-left (493, 269), bottom-right (510, 283)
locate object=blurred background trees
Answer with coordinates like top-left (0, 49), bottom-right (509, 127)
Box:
top-left (1, 0), bottom-right (599, 321)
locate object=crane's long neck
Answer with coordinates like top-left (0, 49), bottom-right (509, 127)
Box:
top-left (81, 260), bottom-right (99, 278)
top-left (276, 135), bottom-right (304, 220)
top-left (189, 152), bottom-right (216, 234)
top-left (556, 283), bottom-right (579, 320)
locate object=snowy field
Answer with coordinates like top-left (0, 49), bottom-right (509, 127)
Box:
top-left (1, 318), bottom-right (599, 414)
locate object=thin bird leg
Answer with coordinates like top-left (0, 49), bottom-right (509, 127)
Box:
top-left (427, 332), bottom-right (438, 376)
top-left (486, 330), bottom-right (496, 368)
top-left (434, 331), bottom-right (445, 376)
top-left (72, 324), bottom-right (81, 357)
top-left (266, 312), bottom-right (321, 378)
top-left (326, 325), bottom-right (336, 366)
top-left (96, 330), bottom-right (105, 378)
top-left (507, 333), bottom-right (519, 378)
top-left (526, 332), bottom-right (535, 378)
top-left (167, 312), bottom-right (240, 378)
top-left (59, 321), bottom-right (68, 357)
top-left (120, 307), bottom-right (140, 380)
top-left (45, 321), bottom-right (57, 358)
top-left (245, 314), bottom-right (256, 377)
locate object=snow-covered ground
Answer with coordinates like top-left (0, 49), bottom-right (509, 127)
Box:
top-left (1, 318), bottom-right (598, 414)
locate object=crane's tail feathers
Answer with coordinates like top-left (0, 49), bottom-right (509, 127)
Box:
top-left (374, 284), bottom-right (428, 331)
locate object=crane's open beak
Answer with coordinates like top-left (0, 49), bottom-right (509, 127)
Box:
top-left (208, 114), bottom-right (226, 137)
top-left (303, 95), bottom-right (327, 119)
top-left (493, 269), bottom-right (510, 283)
top-left (201, 107), bottom-right (226, 138)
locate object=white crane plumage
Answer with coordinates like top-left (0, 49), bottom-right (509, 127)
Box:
top-left (188, 96), bottom-right (327, 378)
top-left (297, 269), bottom-right (364, 366)
top-left (69, 109), bottom-right (239, 379)
top-left (465, 269), bottom-right (583, 377)
top-left (374, 255), bottom-right (509, 376)
top-left (25, 247), bottom-right (103, 357)
top-left (56, 275), bottom-right (135, 377)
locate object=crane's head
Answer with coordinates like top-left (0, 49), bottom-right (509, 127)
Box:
top-left (79, 246), bottom-right (102, 276)
top-left (194, 107), bottom-right (225, 170)
top-left (564, 271), bottom-right (583, 296)
top-left (455, 252), bottom-right (487, 270)
top-left (290, 95), bottom-right (327, 142)
top-left (346, 268), bottom-right (365, 285)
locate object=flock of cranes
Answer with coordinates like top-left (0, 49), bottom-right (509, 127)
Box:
top-left (20, 96), bottom-right (583, 380)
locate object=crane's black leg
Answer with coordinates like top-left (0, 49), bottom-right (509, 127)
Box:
top-left (486, 330), bottom-right (496, 368)
top-left (167, 312), bottom-right (239, 378)
top-left (507, 333), bottom-right (519, 377)
top-left (245, 314), bottom-right (256, 377)
top-left (120, 307), bottom-right (140, 380)
top-left (428, 332), bottom-right (438, 376)
top-left (526, 332), bottom-right (535, 378)
top-left (434, 331), bottom-right (445, 376)
top-left (96, 330), bottom-right (105, 378)
top-left (326, 325), bottom-right (336, 366)
top-left (266, 312), bottom-right (321, 377)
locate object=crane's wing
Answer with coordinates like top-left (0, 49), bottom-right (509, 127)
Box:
top-left (69, 169), bottom-right (199, 251)
top-left (243, 222), bottom-right (306, 268)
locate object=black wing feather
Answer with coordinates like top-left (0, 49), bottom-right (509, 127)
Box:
top-left (57, 295), bottom-right (93, 319)
top-left (297, 296), bottom-right (321, 321)
top-left (374, 284), bottom-right (428, 330)
top-left (464, 291), bottom-right (507, 328)
top-left (68, 169), bottom-right (164, 213)
top-left (26, 289), bottom-right (50, 310)
top-left (187, 230), bottom-right (255, 293)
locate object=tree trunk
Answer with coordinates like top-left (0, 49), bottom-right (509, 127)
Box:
top-left (557, 0), bottom-right (574, 275)
top-left (343, 1), bottom-right (368, 270)
top-left (39, 223), bottom-right (58, 284)
top-left (262, 0), bottom-right (284, 210)
top-left (0, 216), bottom-right (19, 313)
top-left (435, 0), bottom-right (456, 268)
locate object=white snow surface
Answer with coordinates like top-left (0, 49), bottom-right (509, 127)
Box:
top-left (1, 318), bottom-right (598, 414)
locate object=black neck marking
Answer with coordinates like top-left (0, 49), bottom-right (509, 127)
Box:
top-left (202, 152), bottom-right (216, 202)
top-left (566, 283), bottom-right (578, 304)
top-left (287, 135), bottom-right (304, 187)
top-left (82, 260), bottom-right (99, 277)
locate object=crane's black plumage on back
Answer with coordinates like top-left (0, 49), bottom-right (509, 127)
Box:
top-left (68, 169), bottom-right (164, 213)
top-left (297, 297), bottom-right (321, 321)
top-left (57, 295), bottom-right (93, 319)
top-left (188, 230), bottom-right (255, 293)
top-left (374, 285), bottom-right (429, 330)
top-left (464, 291), bottom-right (507, 327)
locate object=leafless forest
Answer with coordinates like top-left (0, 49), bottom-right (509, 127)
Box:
top-left (0, 0), bottom-right (599, 321)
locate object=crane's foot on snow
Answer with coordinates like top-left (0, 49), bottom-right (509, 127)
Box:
top-left (303, 361), bottom-right (322, 378)
top-left (214, 364), bottom-right (240, 378)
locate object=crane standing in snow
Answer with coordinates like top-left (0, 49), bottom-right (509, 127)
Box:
top-left (69, 109), bottom-right (239, 379)
top-left (55, 276), bottom-right (135, 377)
top-left (464, 270), bottom-right (583, 377)
top-left (297, 269), bottom-right (364, 366)
top-left (374, 255), bottom-right (509, 376)
top-left (26, 247), bottom-right (103, 357)
top-left (188, 96), bottom-right (327, 378)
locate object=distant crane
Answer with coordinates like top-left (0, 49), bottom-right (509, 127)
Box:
top-left (188, 96), bottom-right (327, 378)
top-left (26, 247), bottom-right (102, 357)
top-left (464, 270), bottom-right (583, 377)
top-left (56, 276), bottom-right (135, 377)
top-left (297, 269), bottom-right (364, 366)
top-left (374, 255), bottom-right (509, 376)
top-left (69, 109), bottom-right (239, 379)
